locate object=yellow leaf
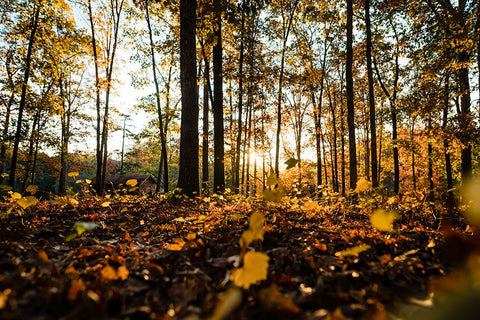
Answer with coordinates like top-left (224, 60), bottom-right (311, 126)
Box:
top-left (26, 185), bottom-right (38, 195)
top-left (258, 284), bottom-right (300, 315)
top-left (68, 197), bottom-right (79, 205)
top-left (17, 196), bottom-right (38, 209)
top-left (240, 211), bottom-right (264, 249)
top-left (302, 200), bottom-right (320, 211)
top-left (12, 192), bottom-right (22, 200)
top-left (37, 250), bottom-right (49, 263)
top-left (75, 180), bottom-right (83, 184)
top-left (266, 173), bottom-right (282, 186)
top-left (101, 201), bottom-right (111, 207)
top-left (167, 238), bottom-right (186, 251)
top-left (68, 171), bottom-right (79, 177)
top-left (126, 179), bottom-right (138, 187)
top-left (68, 279), bottom-right (86, 301)
top-left (101, 265), bottom-right (118, 280)
top-left (335, 244), bottom-right (371, 257)
top-left (370, 209), bottom-right (399, 232)
top-left (85, 179), bottom-right (92, 184)
top-left (231, 251), bottom-right (270, 289)
top-left (117, 266), bottom-right (129, 280)
top-left (355, 178), bottom-right (371, 193)
top-left (209, 287), bottom-right (243, 320)
top-left (387, 196), bottom-right (397, 205)
top-left (186, 233), bottom-right (197, 240)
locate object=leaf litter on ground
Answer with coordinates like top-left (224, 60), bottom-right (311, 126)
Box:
top-left (0, 195), bottom-right (478, 319)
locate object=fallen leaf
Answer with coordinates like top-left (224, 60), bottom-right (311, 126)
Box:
top-left (25, 185), bottom-right (38, 195)
top-left (17, 196), bottom-right (38, 209)
top-left (37, 250), bottom-right (49, 263)
top-left (370, 209), bottom-right (398, 232)
top-left (240, 211), bottom-right (264, 249)
top-left (117, 266), bottom-right (129, 280)
top-left (101, 265), bottom-right (118, 280)
top-left (208, 287), bottom-right (243, 320)
top-left (335, 244), bottom-right (371, 257)
top-left (68, 279), bottom-right (86, 301)
top-left (126, 179), bottom-right (138, 187)
top-left (258, 284), bottom-right (300, 315)
top-left (231, 251), bottom-right (270, 289)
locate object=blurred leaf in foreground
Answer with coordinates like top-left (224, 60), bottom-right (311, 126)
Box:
top-left (231, 251), bottom-right (269, 289)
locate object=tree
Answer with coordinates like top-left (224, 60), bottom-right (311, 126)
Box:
top-left (365, 0), bottom-right (378, 188)
top-left (346, 0), bottom-right (357, 190)
top-left (8, 2), bottom-right (40, 189)
top-left (177, 0), bottom-right (199, 196)
top-left (213, 0), bottom-right (225, 193)
top-left (145, 0), bottom-right (168, 193)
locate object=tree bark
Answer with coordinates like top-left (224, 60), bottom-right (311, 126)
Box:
top-left (146, 0), bottom-right (168, 193)
top-left (234, 0), bottom-right (246, 193)
top-left (346, 0), bottom-right (357, 190)
top-left (213, 0), bottom-right (225, 193)
top-left (9, 5), bottom-right (40, 189)
top-left (177, 0), bottom-right (199, 196)
top-left (275, 0), bottom-right (299, 178)
top-left (202, 54), bottom-right (210, 193)
top-left (365, 0), bottom-right (378, 188)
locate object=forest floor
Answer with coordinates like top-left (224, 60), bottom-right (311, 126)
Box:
top-left (1, 194), bottom-right (480, 320)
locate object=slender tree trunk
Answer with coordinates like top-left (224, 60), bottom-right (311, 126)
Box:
top-left (427, 117), bottom-right (434, 202)
top-left (1, 95), bottom-right (12, 179)
top-left (441, 76), bottom-right (456, 221)
top-left (202, 55), bottom-right (210, 193)
top-left (86, 0), bottom-right (104, 194)
top-left (275, 0), bottom-right (299, 178)
top-left (234, 0), bottom-right (246, 193)
top-left (58, 76), bottom-right (68, 195)
top-left (411, 117), bottom-right (416, 191)
top-left (9, 5), bottom-right (40, 189)
top-left (146, 0), bottom-right (168, 193)
top-left (213, 0), bottom-right (225, 193)
top-left (341, 103), bottom-right (346, 195)
top-left (346, 0), bottom-right (357, 190)
top-left (458, 50), bottom-right (472, 181)
top-left (327, 82), bottom-right (338, 192)
top-left (177, 0), bottom-right (199, 196)
top-left (120, 115), bottom-right (127, 175)
top-left (365, 0), bottom-right (378, 187)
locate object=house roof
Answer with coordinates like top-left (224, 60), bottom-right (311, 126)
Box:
top-left (104, 174), bottom-right (157, 186)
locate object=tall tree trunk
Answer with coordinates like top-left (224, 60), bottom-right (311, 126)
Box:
top-left (458, 50), bottom-right (472, 181)
top-left (365, 0), bottom-right (378, 187)
top-left (327, 81), bottom-right (338, 192)
top-left (9, 5), bottom-right (40, 189)
top-left (341, 102), bottom-right (346, 195)
top-left (427, 117), bottom-right (434, 202)
top-left (58, 76), bottom-right (68, 195)
top-left (177, 0), bottom-right (199, 196)
top-left (202, 55), bottom-right (210, 193)
top-left (144, 0), bottom-right (168, 193)
top-left (1, 95), bottom-right (13, 180)
top-left (374, 53), bottom-right (400, 194)
top-left (275, 0), bottom-right (299, 178)
top-left (442, 77), bottom-right (455, 218)
top-left (346, 0), bottom-right (357, 190)
top-left (101, 0), bottom-right (125, 192)
top-left (87, 0), bottom-right (104, 195)
top-left (234, 0), bottom-right (246, 193)
top-left (146, 0), bottom-right (168, 193)
top-left (411, 117), bottom-right (416, 191)
top-left (22, 110), bottom-right (40, 192)
top-left (213, 0), bottom-right (225, 193)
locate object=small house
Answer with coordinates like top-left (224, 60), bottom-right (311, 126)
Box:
top-left (104, 174), bottom-right (159, 194)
